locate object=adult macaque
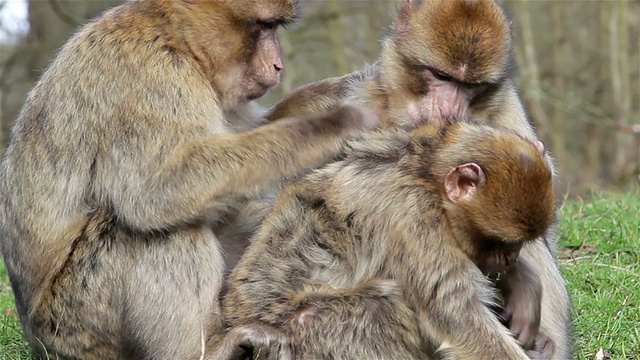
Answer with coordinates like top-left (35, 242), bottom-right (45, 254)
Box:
top-left (0, 0), bottom-right (378, 359)
top-left (264, 0), bottom-right (573, 357)
top-left (222, 119), bottom-right (556, 360)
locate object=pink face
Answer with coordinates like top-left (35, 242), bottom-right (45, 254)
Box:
top-left (419, 68), bottom-right (487, 120)
top-left (252, 25), bottom-right (283, 87)
top-left (245, 22), bottom-right (284, 100)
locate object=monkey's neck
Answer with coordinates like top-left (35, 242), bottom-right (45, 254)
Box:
top-left (444, 207), bottom-right (481, 260)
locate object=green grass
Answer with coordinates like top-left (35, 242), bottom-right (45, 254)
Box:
top-left (0, 261), bottom-right (32, 360)
top-left (0, 192), bottom-right (638, 359)
top-left (558, 192), bottom-right (640, 360)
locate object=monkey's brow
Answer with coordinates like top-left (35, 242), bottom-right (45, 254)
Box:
top-left (259, 17), bottom-right (294, 27)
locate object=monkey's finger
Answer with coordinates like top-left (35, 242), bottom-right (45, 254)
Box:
top-left (524, 349), bottom-right (546, 360)
top-left (510, 319), bottom-right (536, 350)
top-left (518, 328), bottom-right (536, 350)
top-left (500, 307), bottom-right (514, 323)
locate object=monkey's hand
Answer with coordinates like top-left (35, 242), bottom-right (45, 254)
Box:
top-left (208, 324), bottom-right (292, 360)
top-left (524, 334), bottom-right (555, 360)
top-left (502, 276), bottom-right (542, 350)
top-left (478, 242), bottom-right (522, 279)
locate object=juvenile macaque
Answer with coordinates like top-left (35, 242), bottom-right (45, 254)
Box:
top-left (0, 0), bottom-right (378, 359)
top-left (221, 119), bottom-right (556, 360)
top-left (265, 0), bottom-right (573, 357)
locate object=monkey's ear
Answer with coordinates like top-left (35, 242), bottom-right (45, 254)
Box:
top-left (393, 0), bottom-right (421, 32)
top-left (444, 163), bottom-right (486, 203)
top-left (533, 140), bottom-right (545, 155)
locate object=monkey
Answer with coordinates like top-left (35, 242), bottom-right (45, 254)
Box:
top-left (261, 0), bottom-right (573, 357)
top-left (219, 119), bottom-right (557, 360)
top-left (0, 0), bottom-right (381, 359)
top-left (478, 240), bottom-right (548, 353)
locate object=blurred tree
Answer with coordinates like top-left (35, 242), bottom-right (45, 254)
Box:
top-left (0, 0), bottom-right (638, 195)
top-left (1, 0), bottom-right (120, 157)
top-left (610, 0), bottom-right (633, 180)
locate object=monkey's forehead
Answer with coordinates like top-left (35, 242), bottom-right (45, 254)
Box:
top-left (237, 0), bottom-right (299, 21)
top-left (401, 0), bottom-right (510, 82)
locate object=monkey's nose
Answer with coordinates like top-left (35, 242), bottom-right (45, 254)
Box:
top-left (274, 59), bottom-right (283, 72)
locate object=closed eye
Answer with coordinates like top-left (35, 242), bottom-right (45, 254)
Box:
top-left (257, 20), bottom-right (278, 30)
top-left (430, 68), bottom-right (452, 82)
top-left (257, 17), bottom-right (293, 30)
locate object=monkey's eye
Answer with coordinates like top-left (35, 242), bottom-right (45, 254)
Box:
top-left (466, 82), bottom-right (491, 97)
top-left (256, 19), bottom-right (279, 31)
top-left (430, 69), bottom-right (452, 82)
top-left (468, 82), bottom-right (488, 90)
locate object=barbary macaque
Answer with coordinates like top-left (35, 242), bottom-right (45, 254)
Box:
top-left (0, 0), bottom-right (379, 359)
top-left (264, 0), bottom-right (572, 357)
top-left (221, 119), bottom-right (556, 360)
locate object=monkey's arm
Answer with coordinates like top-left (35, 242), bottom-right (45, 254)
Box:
top-left (411, 248), bottom-right (531, 360)
top-left (265, 70), bottom-right (368, 122)
top-left (499, 256), bottom-right (543, 351)
top-left (109, 106), bottom-right (375, 232)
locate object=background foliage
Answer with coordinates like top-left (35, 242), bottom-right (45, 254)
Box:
top-left (1, 0), bottom-right (638, 197)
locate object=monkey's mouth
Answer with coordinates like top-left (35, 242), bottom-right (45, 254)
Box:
top-left (249, 81), bottom-right (278, 100)
top-left (247, 86), bottom-right (271, 101)
top-left (479, 237), bottom-right (519, 253)
top-left (485, 270), bottom-right (508, 281)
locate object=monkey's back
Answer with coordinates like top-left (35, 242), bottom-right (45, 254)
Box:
top-left (224, 129), bottom-right (438, 358)
top-left (0, 2), bottom-right (226, 358)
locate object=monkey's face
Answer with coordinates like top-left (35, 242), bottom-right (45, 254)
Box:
top-left (232, 0), bottom-right (298, 103)
top-left (241, 22), bottom-right (285, 101)
top-left (385, 0), bottom-right (511, 124)
top-left (189, 0), bottom-right (297, 109)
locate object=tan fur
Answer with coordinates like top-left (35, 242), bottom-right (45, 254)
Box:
top-left (266, 70), bottom-right (370, 122)
top-left (220, 120), bottom-right (555, 359)
top-left (263, 0), bottom-right (572, 357)
top-left (0, 1), bottom-right (378, 359)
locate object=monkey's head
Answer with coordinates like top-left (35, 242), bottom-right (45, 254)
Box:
top-left (379, 0), bottom-right (513, 125)
top-left (432, 122), bottom-right (555, 246)
top-left (169, 0), bottom-right (299, 109)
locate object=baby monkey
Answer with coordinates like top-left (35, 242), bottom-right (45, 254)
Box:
top-left (220, 119), bottom-right (556, 360)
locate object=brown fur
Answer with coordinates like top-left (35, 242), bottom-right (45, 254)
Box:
top-left (397, 0), bottom-right (511, 82)
top-left (0, 1), bottom-right (378, 359)
top-left (221, 120), bottom-right (555, 359)
top-left (264, 0), bottom-right (573, 357)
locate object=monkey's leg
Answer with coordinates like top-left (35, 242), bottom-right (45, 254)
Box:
top-left (288, 279), bottom-right (429, 360)
top-left (32, 224), bottom-right (226, 360)
top-left (525, 333), bottom-right (556, 360)
top-left (119, 228), bottom-right (226, 360)
top-left (23, 219), bottom-right (129, 360)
